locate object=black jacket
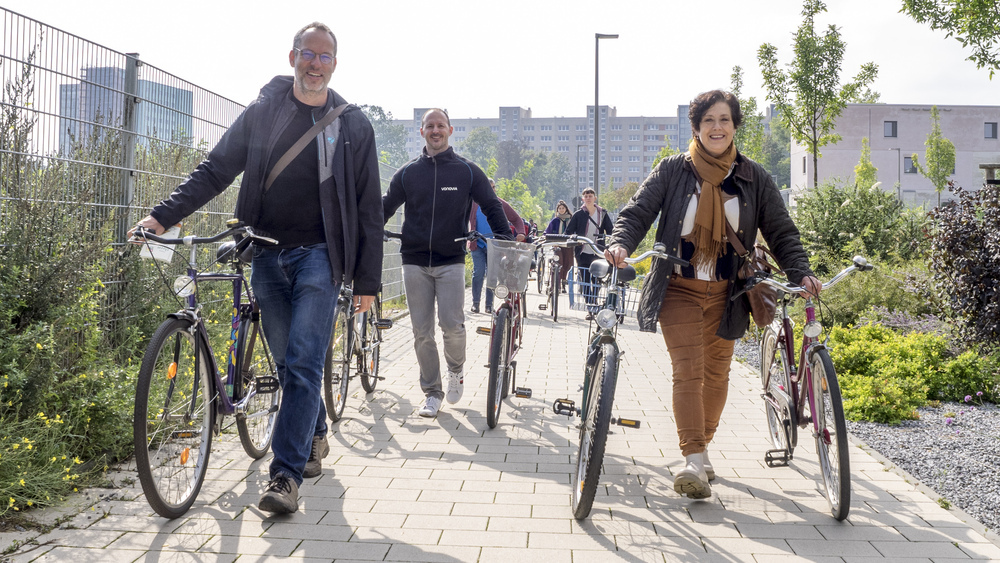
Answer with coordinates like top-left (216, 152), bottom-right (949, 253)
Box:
top-left (607, 152), bottom-right (814, 339)
top-left (383, 147), bottom-right (511, 266)
top-left (149, 76), bottom-right (384, 295)
top-left (566, 205), bottom-right (614, 258)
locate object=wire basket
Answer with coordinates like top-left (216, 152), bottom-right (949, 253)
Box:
top-left (568, 269), bottom-right (643, 317)
top-left (486, 238), bottom-right (534, 293)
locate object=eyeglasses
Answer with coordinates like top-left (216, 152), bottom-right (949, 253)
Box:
top-left (295, 48), bottom-right (334, 65)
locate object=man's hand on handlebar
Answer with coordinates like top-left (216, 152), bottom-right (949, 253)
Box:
top-left (605, 245), bottom-right (629, 268)
top-left (128, 215), bottom-right (166, 240)
top-left (515, 233), bottom-right (525, 242)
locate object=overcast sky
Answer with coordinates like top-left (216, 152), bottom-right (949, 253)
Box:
top-left (5, 0), bottom-right (996, 120)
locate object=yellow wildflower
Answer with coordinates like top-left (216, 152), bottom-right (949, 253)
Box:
top-left (35, 343), bottom-right (42, 350)
top-left (19, 479), bottom-right (25, 486)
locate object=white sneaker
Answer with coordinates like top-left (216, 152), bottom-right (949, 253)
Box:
top-left (703, 449), bottom-right (715, 481)
top-left (445, 370), bottom-right (464, 404)
top-left (674, 453), bottom-right (712, 499)
top-left (418, 396), bottom-right (442, 417)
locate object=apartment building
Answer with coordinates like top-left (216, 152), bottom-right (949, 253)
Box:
top-left (791, 104), bottom-right (1000, 206)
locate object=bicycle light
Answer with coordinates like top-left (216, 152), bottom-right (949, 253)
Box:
top-left (173, 276), bottom-right (195, 297)
top-left (595, 308), bottom-right (618, 329)
top-left (494, 285), bottom-right (510, 299)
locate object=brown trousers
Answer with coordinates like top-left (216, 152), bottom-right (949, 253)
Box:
top-left (658, 275), bottom-right (736, 457)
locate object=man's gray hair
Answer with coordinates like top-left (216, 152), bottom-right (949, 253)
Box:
top-left (293, 22), bottom-right (338, 56)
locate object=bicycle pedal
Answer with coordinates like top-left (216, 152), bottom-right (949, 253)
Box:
top-left (374, 319), bottom-right (393, 330)
top-left (764, 449), bottom-right (791, 467)
top-left (553, 398), bottom-right (577, 416)
top-left (476, 326), bottom-right (492, 335)
top-left (255, 376), bottom-right (280, 393)
top-left (612, 417), bottom-right (641, 428)
top-left (514, 387), bottom-right (532, 398)
top-left (538, 304), bottom-right (547, 310)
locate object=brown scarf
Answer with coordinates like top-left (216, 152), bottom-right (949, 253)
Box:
top-left (688, 137), bottom-right (737, 269)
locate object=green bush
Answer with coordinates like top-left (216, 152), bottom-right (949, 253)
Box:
top-left (839, 374), bottom-right (926, 425)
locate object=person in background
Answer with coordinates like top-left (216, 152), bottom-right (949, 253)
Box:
top-left (468, 178), bottom-right (526, 314)
top-left (382, 109), bottom-right (512, 418)
top-left (566, 188), bottom-right (613, 318)
top-left (129, 22), bottom-right (383, 514)
top-left (544, 200), bottom-right (575, 293)
top-left (604, 89), bottom-right (820, 500)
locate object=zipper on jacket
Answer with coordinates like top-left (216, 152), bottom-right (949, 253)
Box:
top-left (428, 156), bottom-right (437, 267)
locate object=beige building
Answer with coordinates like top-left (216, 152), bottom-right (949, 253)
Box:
top-left (791, 104), bottom-right (1000, 206)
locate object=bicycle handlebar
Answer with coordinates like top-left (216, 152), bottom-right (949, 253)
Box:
top-left (735, 255), bottom-right (874, 301)
top-left (624, 243), bottom-right (690, 269)
top-left (133, 224), bottom-right (278, 247)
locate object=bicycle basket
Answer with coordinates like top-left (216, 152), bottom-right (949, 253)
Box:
top-left (569, 271), bottom-right (642, 317)
top-left (485, 238), bottom-right (534, 293)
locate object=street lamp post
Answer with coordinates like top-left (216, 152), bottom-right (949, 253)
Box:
top-left (576, 144), bottom-right (585, 208)
top-left (889, 147), bottom-right (901, 200)
top-left (595, 32), bottom-right (618, 198)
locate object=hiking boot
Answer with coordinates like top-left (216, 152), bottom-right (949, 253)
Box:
top-left (674, 453), bottom-right (712, 499)
top-left (418, 396), bottom-right (442, 417)
top-left (258, 474), bottom-right (299, 514)
top-left (445, 370), bottom-right (464, 404)
top-left (302, 434), bottom-right (329, 479)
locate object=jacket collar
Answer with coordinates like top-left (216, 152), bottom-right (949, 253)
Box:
top-left (421, 146), bottom-right (456, 161)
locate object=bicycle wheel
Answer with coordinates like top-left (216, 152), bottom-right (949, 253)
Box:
top-left (572, 342), bottom-right (618, 520)
top-left (536, 254), bottom-right (545, 294)
top-left (811, 348), bottom-right (851, 521)
top-left (486, 307), bottom-right (511, 429)
top-left (235, 318), bottom-right (280, 459)
top-left (549, 263), bottom-right (560, 322)
top-left (760, 326), bottom-right (796, 451)
top-left (133, 318), bottom-right (215, 519)
top-left (324, 306), bottom-right (352, 423)
top-left (360, 296), bottom-right (383, 393)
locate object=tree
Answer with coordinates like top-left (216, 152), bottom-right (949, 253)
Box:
top-left (600, 181), bottom-right (640, 214)
top-left (854, 137), bottom-right (879, 190)
top-left (359, 105), bottom-right (408, 169)
top-left (758, 0), bottom-right (879, 191)
top-left (458, 126), bottom-right (498, 170)
top-left (516, 151), bottom-right (575, 208)
top-left (730, 66), bottom-right (766, 163)
top-left (911, 106), bottom-right (956, 207)
top-left (651, 143), bottom-right (681, 169)
top-left (495, 138), bottom-right (529, 180)
top-left (901, 0), bottom-right (1000, 79)
top-left (762, 119), bottom-right (792, 189)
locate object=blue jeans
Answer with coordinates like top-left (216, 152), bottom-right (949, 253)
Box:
top-left (471, 245), bottom-right (493, 311)
top-left (251, 243), bottom-right (339, 485)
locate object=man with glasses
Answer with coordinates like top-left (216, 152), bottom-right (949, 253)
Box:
top-left (130, 22), bottom-right (383, 514)
top-left (383, 108), bottom-right (513, 418)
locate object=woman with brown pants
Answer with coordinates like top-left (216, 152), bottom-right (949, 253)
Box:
top-left (605, 90), bottom-right (821, 500)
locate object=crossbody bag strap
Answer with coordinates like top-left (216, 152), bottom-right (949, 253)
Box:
top-left (264, 103), bottom-right (350, 193)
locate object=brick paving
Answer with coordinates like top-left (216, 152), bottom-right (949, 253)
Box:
top-left (3, 288), bottom-right (1000, 562)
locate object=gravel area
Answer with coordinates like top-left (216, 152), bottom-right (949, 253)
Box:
top-left (734, 336), bottom-right (1000, 534)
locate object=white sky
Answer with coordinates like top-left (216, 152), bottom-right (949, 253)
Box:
top-left (6, 0), bottom-right (997, 120)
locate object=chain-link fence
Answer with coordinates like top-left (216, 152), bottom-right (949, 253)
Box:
top-left (0, 8), bottom-right (402, 340)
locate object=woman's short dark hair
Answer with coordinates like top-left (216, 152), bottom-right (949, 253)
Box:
top-left (688, 90), bottom-right (742, 134)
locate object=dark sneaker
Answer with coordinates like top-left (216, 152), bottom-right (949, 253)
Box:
top-left (258, 475), bottom-right (299, 514)
top-left (303, 435), bottom-right (329, 479)
top-left (471, 304), bottom-right (480, 314)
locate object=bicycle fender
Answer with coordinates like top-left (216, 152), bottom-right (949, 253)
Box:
top-left (585, 335), bottom-right (618, 367)
top-left (167, 310), bottom-right (199, 325)
top-left (806, 343), bottom-right (828, 363)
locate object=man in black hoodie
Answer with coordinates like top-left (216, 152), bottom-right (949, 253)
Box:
top-left (130, 22), bottom-right (382, 514)
top-left (383, 108), bottom-right (511, 418)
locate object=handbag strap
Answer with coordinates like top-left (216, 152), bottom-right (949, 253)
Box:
top-left (724, 221), bottom-right (750, 259)
top-left (264, 103), bottom-right (349, 193)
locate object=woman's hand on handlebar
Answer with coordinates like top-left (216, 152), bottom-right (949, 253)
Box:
top-left (515, 233), bottom-right (525, 242)
top-left (605, 245), bottom-right (629, 268)
top-left (800, 275), bottom-right (822, 297)
top-left (128, 215), bottom-right (166, 240)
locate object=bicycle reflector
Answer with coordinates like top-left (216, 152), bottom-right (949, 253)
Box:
top-left (173, 276), bottom-right (194, 297)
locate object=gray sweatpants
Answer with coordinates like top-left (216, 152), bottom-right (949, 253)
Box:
top-left (402, 263), bottom-right (466, 399)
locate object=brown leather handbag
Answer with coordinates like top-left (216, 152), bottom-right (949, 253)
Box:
top-left (726, 223), bottom-right (779, 328)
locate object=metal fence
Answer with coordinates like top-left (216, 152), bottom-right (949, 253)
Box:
top-left (0, 8), bottom-right (403, 325)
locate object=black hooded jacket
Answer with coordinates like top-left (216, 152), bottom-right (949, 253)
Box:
top-left (149, 76), bottom-right (383, 295)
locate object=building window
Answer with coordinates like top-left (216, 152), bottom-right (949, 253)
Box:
top-left (987, 122), bottom-right (998, 139)
top-left (558, 146), bottom-right (569, 152)
top-left (541, 136), bottom-right (552, 141)
top-left (576, 125), bottom-right (587, 131)
top-left (576, 135), bottom-right (587, 141)
top-left (904, 156), bottom-right (917, 173)
top-left (629, 124), bottom-right (641, 130)
top-left (611, 135), bottom-right (621, 141)
top-left (884, 121), bottom-right (897, 138)
top-left (629, 156), bottom-right (640, 162)
top-left (610, 125), bottom-right (622, 131)
top-left (612, 145), bottom-right (622, 151)
top-left (558, 135), bottom-right (569, 141)
top-left (611, 156), bottom-right (622, 162)
top-left (629, 145), bottom-right (640, 151)
top-left (558, 125), bottom-right (570, 131)
top-left (490, 126), bottom-right (499, 132)
top-left (541, 125), bottom-right (552, 131)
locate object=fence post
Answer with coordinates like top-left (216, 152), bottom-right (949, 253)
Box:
top-left (117, 53), bottom-right (140, 243)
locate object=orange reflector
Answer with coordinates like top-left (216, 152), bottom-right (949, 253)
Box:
top-left (180, 447), bottom-right (190, 465)
top-left (167, 362), bottom-right (177, 380)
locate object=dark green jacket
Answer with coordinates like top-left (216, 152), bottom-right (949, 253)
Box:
top-left (607, 152), bottom-right (813, 339)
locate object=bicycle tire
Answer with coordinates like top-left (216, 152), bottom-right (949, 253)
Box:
top-left (235, 318), bottom-right (280, 459)
top-left (324, 305), bottom-right (352, 423)
top-left (486, 307), bottom-right (511, 429)
top-left (811, 348), bottom-right (851, 521)
top-left (572, 342), bottom-right (618, 520)
top-left (360, 296), bottom-right (383, 393)
top-left (549, 263), bottom-right (560, 322)
top-left (536, 254), bottom-right (545, 294)
top-left (133, 317), bottom-right (216, 519)
top-left (760, 326), bottom-right (796, 451)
